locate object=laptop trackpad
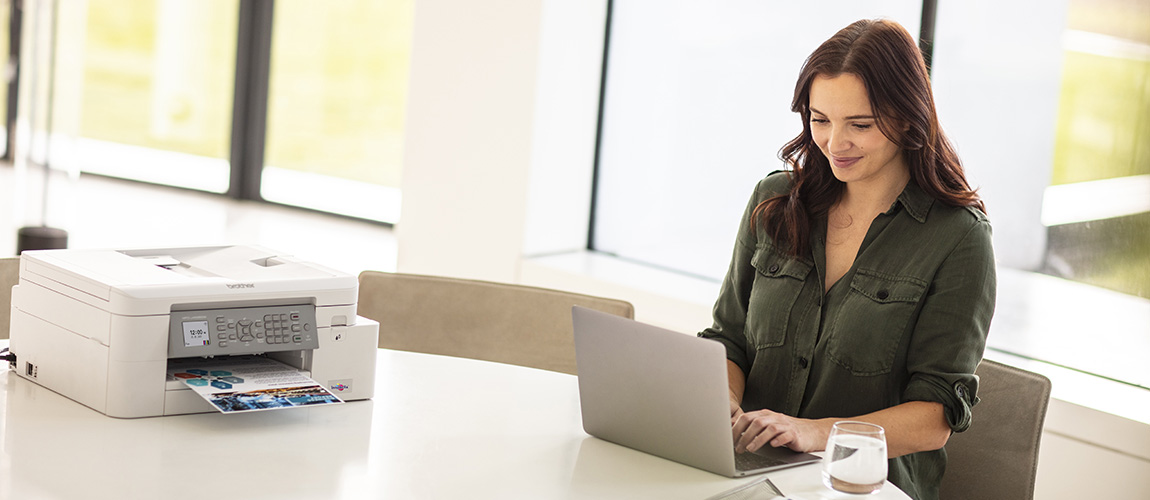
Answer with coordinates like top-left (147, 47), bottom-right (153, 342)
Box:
top-left (735, 446), bottom-right (820, 474)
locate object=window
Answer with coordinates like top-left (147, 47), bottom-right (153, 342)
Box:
top-left (593, 0), bottom-right (1149, 301)
top-left (72, 0), bottom-right (238, 192)
top-left (1042, 0), bottom-right (1150, 298)
top-left (592, 0), bottom-right (923, 281)
top-left (17, 0), bottom-right (412, 223)
top-left (262, 0), bottom-right (411, 222)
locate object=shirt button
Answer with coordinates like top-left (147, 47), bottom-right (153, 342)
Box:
top-left (798, 357), bottom-right (808, 369)
top-left (768, 264), bottom-right (780, 274)
top-left (877, 289), bottom-right (889, 300)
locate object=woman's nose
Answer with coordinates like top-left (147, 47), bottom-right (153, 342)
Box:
top-left (828, 126), bottom-right (851, 153)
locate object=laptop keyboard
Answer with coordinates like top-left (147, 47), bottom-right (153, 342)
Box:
top-left (734, 450), bottom-right (791, 472)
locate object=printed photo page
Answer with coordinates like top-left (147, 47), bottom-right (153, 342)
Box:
top-left (168, 356), bottom-right (343, 413)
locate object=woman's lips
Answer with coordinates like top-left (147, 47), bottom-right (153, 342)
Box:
top-left (832, 155), bottom-right (860, 168)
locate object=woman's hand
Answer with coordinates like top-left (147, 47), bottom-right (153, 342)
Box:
top-left (731, 408), bottom-right (828, 454)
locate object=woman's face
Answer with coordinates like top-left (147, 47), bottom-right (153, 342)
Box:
top-left (808, 73), bottom-right (908, 188)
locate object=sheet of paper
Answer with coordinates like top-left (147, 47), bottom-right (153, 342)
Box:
top-left (167, 356), bottom-right (343, 413)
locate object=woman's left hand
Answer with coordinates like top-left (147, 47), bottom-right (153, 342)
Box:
top-left (731, 408), bottom-right (827, 454)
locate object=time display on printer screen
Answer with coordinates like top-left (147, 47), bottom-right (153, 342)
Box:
top-left (182, 320), bottom-right (211, 347)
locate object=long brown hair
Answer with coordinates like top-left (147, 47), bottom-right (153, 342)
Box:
top-left (754, 19), bottom-right (984, 257)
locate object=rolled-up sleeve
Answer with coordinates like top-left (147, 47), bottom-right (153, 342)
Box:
top-left (901, 214), bottom-right (996, 432)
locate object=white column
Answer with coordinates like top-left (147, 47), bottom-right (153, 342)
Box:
top-left (397, 0), bottom-right (607, 283)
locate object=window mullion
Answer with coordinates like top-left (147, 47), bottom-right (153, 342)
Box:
top-left (229, 0), bottom-right (274, 200)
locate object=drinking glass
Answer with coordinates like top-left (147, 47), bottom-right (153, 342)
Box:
top-left (822, 421), bottom-right (887, 494)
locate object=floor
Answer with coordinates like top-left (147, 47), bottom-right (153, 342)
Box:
top-left (0, 165), bottom-right (398, 277)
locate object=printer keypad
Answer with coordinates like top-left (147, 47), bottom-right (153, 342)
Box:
top-left (251, 312), bottom-right (307, 345)
top-left (200, 310), bottom-right (312, 347)
top-left (171, 303), bottom-right (319, 357)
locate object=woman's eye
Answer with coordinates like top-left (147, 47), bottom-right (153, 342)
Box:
top-left (810, 118), bottom-right (828, 124)
top-left (852, 123), bottom-right (873, 130)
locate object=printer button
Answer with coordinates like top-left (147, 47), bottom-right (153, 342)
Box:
top-left (293, 335), bottom-right (303, 343)
top-left (256, 332), bottom-right (264, 339)
top-left (219, 341), bottom-right (228, 347)
top-left (292, 324), bottom-right (301, 333)
top-left (229, 334), bottom-right (237, 341)
top-left (216, 316), bottom-right (226, 323)
top-left (217, 325), bottom-right (227, 332)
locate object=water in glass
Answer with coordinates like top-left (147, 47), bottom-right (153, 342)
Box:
top-left (822, 421), bottom-right (887, 494)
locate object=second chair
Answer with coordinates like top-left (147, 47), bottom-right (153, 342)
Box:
top-left (357, 271), bottom-right (634, 375)
top-left (938, 359), bottom-right (1052, 500)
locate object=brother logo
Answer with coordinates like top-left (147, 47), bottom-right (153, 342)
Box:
top-left (226, 283), bottom-right (256, 289)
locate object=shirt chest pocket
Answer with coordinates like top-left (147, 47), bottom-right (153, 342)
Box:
top-left (746, 247), bottom-right (812, 350)
top-left (826, 269), bottom-right (927, 375)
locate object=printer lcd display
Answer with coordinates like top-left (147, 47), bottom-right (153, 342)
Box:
top-left (182, 320), bottom-right (211, 347)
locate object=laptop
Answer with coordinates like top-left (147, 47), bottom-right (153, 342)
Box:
top-left (571, 306), bottom-right (821, 478)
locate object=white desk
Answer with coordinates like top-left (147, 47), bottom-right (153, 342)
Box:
top-left (0, 346), bottom-right (910, 500)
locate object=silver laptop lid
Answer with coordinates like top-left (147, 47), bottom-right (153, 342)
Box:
top-left (572, 306), bottom-right (739, 476)
top-left (572, 306), bottom-right (821, 478)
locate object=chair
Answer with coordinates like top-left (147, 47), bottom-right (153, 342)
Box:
top-left (357, 271), bottom-right (634, 375)
top-left (0, 257), bottom-right (19, 340)
top-left (939, 359), bottom-right (1052, 500)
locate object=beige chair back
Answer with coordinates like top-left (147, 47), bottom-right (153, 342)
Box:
top-left (939, 359), bottom-right (1052, 500)
top-left (357, 271), bottom-right (634, 375)
top-left (0, 257), bottom-right (19, 340)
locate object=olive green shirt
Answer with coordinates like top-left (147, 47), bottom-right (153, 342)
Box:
top-left (699, 171), bottom-right (996, 500)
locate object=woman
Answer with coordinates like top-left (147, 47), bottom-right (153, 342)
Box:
top-left (698, 19), bottom-right (995, 500)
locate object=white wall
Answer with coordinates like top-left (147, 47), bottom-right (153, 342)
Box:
top-left (397, 0), bottom-right (547, 282)
top-left (398, 0), bottom-right (618, 283)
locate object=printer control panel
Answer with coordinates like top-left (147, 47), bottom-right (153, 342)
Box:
top-left (168, 304), bottom-right (320, 358)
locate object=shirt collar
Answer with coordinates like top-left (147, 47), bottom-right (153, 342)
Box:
top-left (888, 180), bottom-right (933, 223)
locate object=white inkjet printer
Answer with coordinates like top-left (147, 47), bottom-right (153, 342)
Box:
top-left (7, 245), bottom-right (379, 418)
